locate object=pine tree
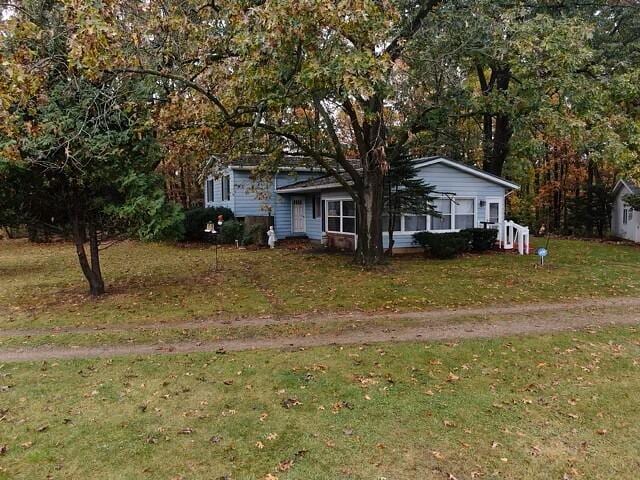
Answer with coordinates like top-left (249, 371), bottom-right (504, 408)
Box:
top-left (384, 154), bottom-right (438, 255)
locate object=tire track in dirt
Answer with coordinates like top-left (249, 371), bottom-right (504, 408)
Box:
top-left (3, 296), bottom-right (640, 338)
top-left (1, 298), bottom-right (639, 362)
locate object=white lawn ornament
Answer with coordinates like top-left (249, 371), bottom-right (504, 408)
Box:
top-left (267, 226), bottom-right (277, 249)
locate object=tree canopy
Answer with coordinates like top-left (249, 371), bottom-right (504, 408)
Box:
top-left (0, 0), bottom-right (183, 295)
top-left (2, 0), bottom-right (639, 269)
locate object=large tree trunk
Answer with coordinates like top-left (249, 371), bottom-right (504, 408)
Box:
top-left (478, 65), bottom-right (513, 176)
top-left (87, 223), bottom-right (105, 295)
top-left (71, 212), bottom-right (105, 296)
top-left (354, 173), bottom-right (385, 266)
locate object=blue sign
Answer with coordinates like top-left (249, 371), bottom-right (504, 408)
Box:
top-left (537, 248), bottom-right (548, 257)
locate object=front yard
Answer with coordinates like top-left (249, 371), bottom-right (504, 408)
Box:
top-left (1, 238), bottom-right (640, 332)
top-left (2, 238), bottom-right (640, 479)
top-left (1, 326), bottom-right (639, 479)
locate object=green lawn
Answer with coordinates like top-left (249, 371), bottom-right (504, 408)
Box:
top-left (1, 238), bottom-right (639, 331)
top-left (1, 326), bottom-right (639, 479)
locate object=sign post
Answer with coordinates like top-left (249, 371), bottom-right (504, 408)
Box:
top-left (536, 247), bottom-right (548, 266)
top-left (204, 222), bottom-right (220, 272)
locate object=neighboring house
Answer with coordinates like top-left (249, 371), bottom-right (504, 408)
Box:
top-left (205, 155), bottom-right (528, 252)
top-left (611, 179), bottom-right (640, 242)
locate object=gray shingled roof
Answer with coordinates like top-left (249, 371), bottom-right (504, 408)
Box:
top-left (221, 154), bottom-right (317, 169)
top-left (276, 173), bottom-right (349, 192)
top-left (626, 180), bottom-right (640, 194)
top-left (614, 179), bottom-right (640, 195)
top-left (276, 155), bottom-right (520, 192)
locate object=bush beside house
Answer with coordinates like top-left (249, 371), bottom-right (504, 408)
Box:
top-left (183, 207), bottom-right (234, 242)
top-left (413, 228), bottom-right (498, 259)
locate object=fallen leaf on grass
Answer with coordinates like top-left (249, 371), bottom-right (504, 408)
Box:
top-left (432, 451), bottom-right (444, 459)
top-left (177, 428), bottom-right (193, 435)
top-left (332, 401), bottom-right (353, 413)
top-left (281, 398), bottom-right (302, 409)
top-left (446, 373), bottom-right (459, 382)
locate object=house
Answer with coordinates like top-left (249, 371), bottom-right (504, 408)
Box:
top-left (204, 155), bottom-right (529, 253)
top-left (611, 179), bottom-right (640, 242)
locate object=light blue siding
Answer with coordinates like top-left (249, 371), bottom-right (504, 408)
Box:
top-left (387, 163), bottom-right (507, 248)
top-left (205, 168), bottom-right (321, 238)
top-left (232, 170), bottom-right (273, 217)
top-left (273, 192), bottom-right (293, 237)
top-left (272, 172), bottom-right (321, 237)
top-left (203, 159), bottom-right (512, 248)
top-left (305, 195), bottom-right (322, 240)
top-left (204, 168), bottom-right (233, 211)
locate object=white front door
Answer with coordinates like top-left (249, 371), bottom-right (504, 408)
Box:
top-left (292, 197), bottom-right (306, 233)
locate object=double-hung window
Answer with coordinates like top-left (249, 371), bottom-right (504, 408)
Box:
top-left (403, 215), bottom-right (427, 232)
top-left (429, 197), bottom-right (476, 231)
top-left (312, 195), bottom-right (321, 219)
top-left (431, 198), bottom-right (453, 231)
top-left (206, 179), bottom-right (214, 203)
top-left (326, 200), bottom-right (356, 234)
top-left (454, 198), bottom-right (475, 229)
top-left (381, 214), bottom-right (402, 232)
top-left (623, 205), bottom-right (633, 224)
top-left (222, 176), bottom-right (231, 201)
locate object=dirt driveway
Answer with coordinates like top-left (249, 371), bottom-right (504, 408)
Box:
top-left (1, 297), bottom-right (639, 362)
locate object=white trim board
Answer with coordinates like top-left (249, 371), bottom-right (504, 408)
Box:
top-left (613, 179), bottom-right (637, 196)
top-left (412, 157), bottom-right (520, 190)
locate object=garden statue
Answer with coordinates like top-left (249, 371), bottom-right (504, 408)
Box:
top-left (267, 226), bottom-right (277, 249)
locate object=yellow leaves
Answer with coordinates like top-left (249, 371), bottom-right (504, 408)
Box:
top-left (256, 440), bottom-right (265, 449)
top-left (432, 450), bottom-right (444, 460)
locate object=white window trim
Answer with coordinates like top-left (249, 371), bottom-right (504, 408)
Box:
top-left (382, 196), bottom-right (478, 234)
top-left (325, 198), bottom-right (356, 235)
top-left (623, 205), bottom-right (631, 225)
top-left (485, 196), bottom-right (504, 225)
top-left (221, 175), bottom-right (231, 202)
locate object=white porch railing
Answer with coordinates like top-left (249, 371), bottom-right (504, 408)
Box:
top-left (498, 220), bottom-right (530, 255)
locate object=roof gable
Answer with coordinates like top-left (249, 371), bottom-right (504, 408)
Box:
top-left (613, 179), bottom-right (640, 197)
top-left (412, 157), bottom-right (520, 190)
